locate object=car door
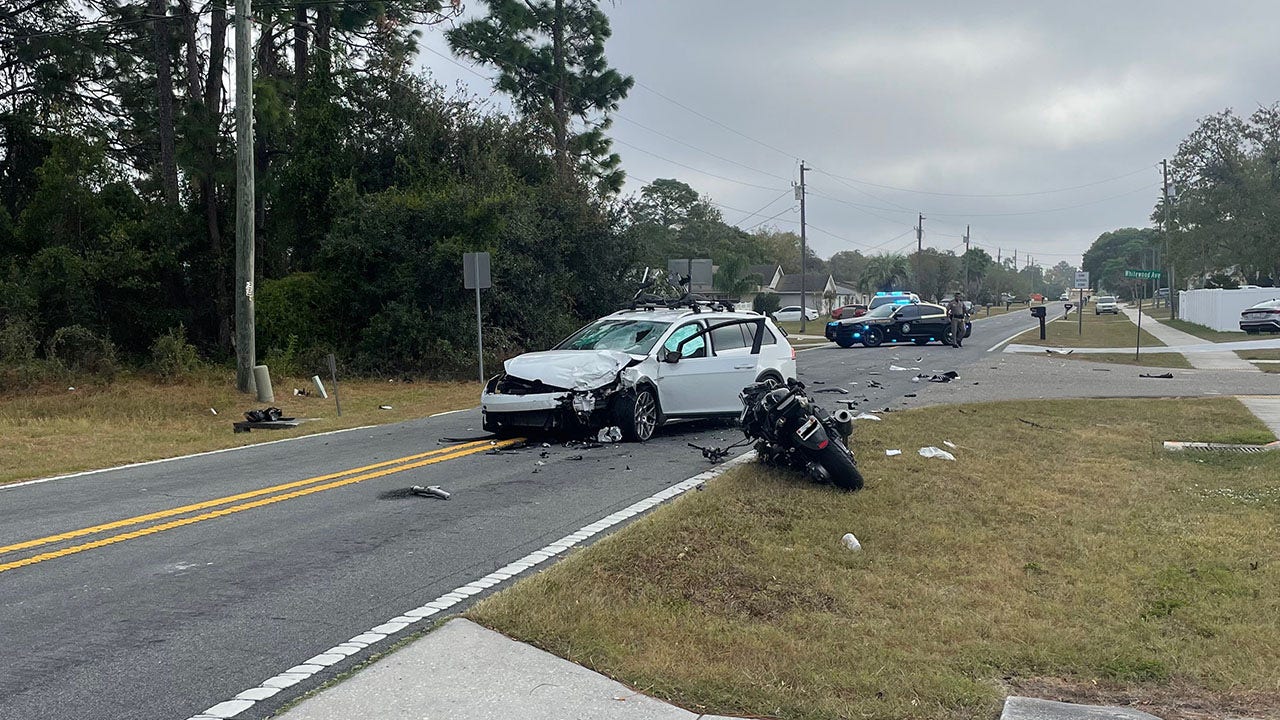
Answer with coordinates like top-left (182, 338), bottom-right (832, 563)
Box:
top-left (915, 304), bottom-right (950, 338)
top-left (704, 321), bottom-right (766, 412)
top-left (892, 305), bottom-right (922, 338)
top-left (654, 320), bottom-right (755, 415)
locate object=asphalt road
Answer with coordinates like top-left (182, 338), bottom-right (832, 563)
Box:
top-left (0, 307), bottom-right (1046, 720)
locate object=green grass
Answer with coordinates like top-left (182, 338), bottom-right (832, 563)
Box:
top-left (1016, 309), bottom-right (1165, 349)
top-left (0, 370), bottom-right (480, 485)
top-left (1238, 349), bottom-right (1280, 373)
top-left (1162, 319), bottom-right (1249, 344)
top-left (1047, 352), bottom-right (1194, 369)
top-left (470, 398), bottom-right (1280, 720)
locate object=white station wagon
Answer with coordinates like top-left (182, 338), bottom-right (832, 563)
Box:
top-left (481, 307), bottom-right (797, 441)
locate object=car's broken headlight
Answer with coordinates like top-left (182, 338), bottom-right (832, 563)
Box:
top-left (572, 393), bottom-right (597, 413)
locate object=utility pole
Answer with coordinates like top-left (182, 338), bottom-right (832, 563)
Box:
top-left (1013, 249), bottom-right (1017, 269)
top-left (914, 212), bottom-right (924, 288)
top-left (963, 225), bottom-right (970, 294)
top-left (1163, 158), bottom-right (1176, 319)
top-left (798, 161), bottom-right (808, 333)
top-left (233, 0), bottom-right (256, 393)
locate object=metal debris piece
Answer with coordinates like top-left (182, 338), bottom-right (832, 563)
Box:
top-left (379, 405), bottom-right (393, 410)
top-left (1139, 372), bottom-right (1174, 379)
top-left (1163, 441), bottom-right (1280, 453)
top-left (411, 485), bottom-right (451, 499)
top-left (813, 387), bottom-right (849, 394)
top-left (597, 426), bottom-right (623, 443)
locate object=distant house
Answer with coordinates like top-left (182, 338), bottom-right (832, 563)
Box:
top-left (748, 264), bottom-right (784, 291)
top-left (773, 274), bottom-right (838, 313)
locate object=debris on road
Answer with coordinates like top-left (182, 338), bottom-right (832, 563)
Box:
top-left (918, 446), bottom-right (956, 461)
top-left (597, 426), bottom-right (623, 443)
top-left (534, 460), bottom-right (546, 466)
top-left (885, 449), bottom-right (901, 456)
top-left (904, 393), bottom-right (917, 398)
top-left (411, 485), bottom-right (451, 499)
top-left (564, 438), bottom-right (604, 450)
top-left (234, 407), bottom-right (302, 433)
top-left (292, 387), bottom-right (310, 397)
top-left (813, 387), bottom-right (850, 394)
top-left (943, 440), bottom-right (957, 449)
top-left (854, 412), bottom-right (882, 421)
top-left (1045, 348), bottom-right (1075, 355)
top-left (928, 371), bottom-right (960, 383)
top-left (567, 454), bottom-right (585, 461)
top-left (866, 380), bottom-right (884, 389)
top-left (841, 533), bottom-right (862, 551)
top-left (1140, 372), bottom-right (1174, 379)
top-left (889, 364), bottom-right (921, 372)
top-left (378, 405), bottom-right (393, 410)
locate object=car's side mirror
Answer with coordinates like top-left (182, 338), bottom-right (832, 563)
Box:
top-left (661, 348), bottom-right (681, 364)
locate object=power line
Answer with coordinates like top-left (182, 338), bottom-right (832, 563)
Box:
top-left (632, 80), bottom-right (797, 161)
top-left (813, 164), bottom-right (1157, 199)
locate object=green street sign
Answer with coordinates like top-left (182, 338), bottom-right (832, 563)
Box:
top-left (1124, 269), bottom-right (1162, 280)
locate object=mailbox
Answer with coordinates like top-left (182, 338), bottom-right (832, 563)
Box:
top-left (1030, 306), bottom-right (1046, 318)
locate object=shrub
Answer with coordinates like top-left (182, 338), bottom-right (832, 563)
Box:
top-left (752, 293), bottom-right (781, 315)
top-left (150, 324), bottom-right (202, 380)
top-left (46, 324), bottom-right (118, 377)
top-left (0, 317), bottom-right (38, 364)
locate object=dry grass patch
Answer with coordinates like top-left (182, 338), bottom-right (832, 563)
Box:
top-left (0, 370), bottom-right (479, 484)
top-left (470, 398), bottom-right (1280, 720)
top-left (1017, 309), bottom-right (1165, 349)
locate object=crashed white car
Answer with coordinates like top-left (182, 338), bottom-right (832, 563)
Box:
top-left (481, 308), bottom-right (797, 441)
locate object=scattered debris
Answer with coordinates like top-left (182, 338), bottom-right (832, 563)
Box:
top-left (1017, 418), bottom-right (1049, 429)
top-left (854, 412), bottom-right (882, 421)
top-left (813, 387), bottom-right (849, 394)
top-left (865, 380), bottom-right (884, 389)
top-left (534, 460), bottom-right (546, 466)
top-left (244, 407), bottom-right (283, 423)
top-left (564, 438), bottom-right (603, 450)
top-left (903, 393), bottom-right (917, 398)
top-left (943, 440), bottom-right (957, 449)
top-left (885, 449), bottom-right (901, 456)
top-left (597, 426), bottom-right (623, 443)
top-left (209, 408), bottom-right (218, 415)
top-left (1045, 348), bottom-right (1075, 355)
top-left (841, 533), bottom-right (862, 551)
top-left (67, 386), bottom-right (76, 392)
top-left (868, 371), bottom-right (881, 376)
top-left (1163, 440), bottom-right (1280, 453)
top-left (411, 485), bottom-right (451, 499)
top-left (1140, 372), bottom-right (1174, 379)
top-left (292, 388), bottom-right (310, 397)
top-left (928, 371), bottom-right (960, 383)
top-left (1092, 368), bottom-right (1112, 372)
top-left (539, 450), bottom-right (550, 458)
top-left (918, 446), bottom-right (956, 461)
top-left (378, 405), bottom-right (393, 410)
top-left (889, 364), bottom-right (920, 372)
top-left (440, 435), bottom-right (495, 443)
top-left (566, 454), bottom-right (585, 461)
top-left (811, 379), bottom-right (826, 384)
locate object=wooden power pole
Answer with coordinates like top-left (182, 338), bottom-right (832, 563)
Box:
top-left (234, 0), bottom-right (256, 393)
top-left (798, 161), bottom-right (808, 333)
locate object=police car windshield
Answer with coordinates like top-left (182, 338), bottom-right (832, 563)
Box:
top-left (556, 318), bottom-right (671, 354)
top-left (865, 304), bottom-right (898, 319)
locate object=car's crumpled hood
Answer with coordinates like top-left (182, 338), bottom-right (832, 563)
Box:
top-left (503, 350), bottom-right (635, 391)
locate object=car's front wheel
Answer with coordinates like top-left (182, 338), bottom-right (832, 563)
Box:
top-left (614, 386), bottom-right (659, 442)
top-left (861, 327), bottom-right (884, 347)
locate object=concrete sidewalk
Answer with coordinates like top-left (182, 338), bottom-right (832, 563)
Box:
top-left (276, 619), bottom-right (746, 720)
top-left (1120, 307), bottom-right (1259, 370)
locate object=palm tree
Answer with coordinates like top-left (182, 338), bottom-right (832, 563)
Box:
top-left (858, 253), bottom-right (911, 294)
top-left (713, 254), bottom-right (762, 298)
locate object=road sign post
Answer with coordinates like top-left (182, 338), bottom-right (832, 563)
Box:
top-left (1074, 271), bottom-right (1089, 336)
top-left (463, 252), bottom-right (493, 384)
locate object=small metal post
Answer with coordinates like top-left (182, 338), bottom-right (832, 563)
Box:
top-left (1135, 286), bottom-right (1143, 361)
top-left (327, 353), bottom-right (342, 417)
top-left (475, 285), bottom-right (485, 384)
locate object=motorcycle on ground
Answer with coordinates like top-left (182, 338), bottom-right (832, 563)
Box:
top-left (738, 378), bottom-right (864, 491)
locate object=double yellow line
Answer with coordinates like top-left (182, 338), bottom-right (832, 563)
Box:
top-left (0, 438), bottom-right (522, 575)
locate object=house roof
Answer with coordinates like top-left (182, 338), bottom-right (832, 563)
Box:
top-left (774, 273), bottom-right (835, 293)
top-left (748, 264), bottom-right (783, 286)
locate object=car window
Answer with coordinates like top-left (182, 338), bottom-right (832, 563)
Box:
top-left (556, 318), bottom-right (671, 354)
top-left (864, 304), bottom-right (897, 319)
top-left (896, 306), bottom-right (921, 320)
top-left (779, 306), bottom-right (799, 313)
top-left (664, 322), bottom-right (707, 358)
top-left (710, 323), bottom-right (749, 352)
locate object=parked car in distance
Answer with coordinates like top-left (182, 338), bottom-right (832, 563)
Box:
top-left (1059, 292), bottom-right (1070, 301)
top-left (1155, 288), bottom-right (1170, 299)
top-left (774, 305), bottom-right (820, 322)
top-left (481, 307), bottom-right (797, 441)
top-left (1240, 298), bottom-right (1280, 334)
top-left (867, 291), bottom-right (919, 310)
top-left (1095, 296), bottom-right (1120, 314)
top-left (830, 303), bottom-right (868, 320)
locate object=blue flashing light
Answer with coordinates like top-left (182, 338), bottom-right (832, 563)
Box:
top-left (874, 291), bottom-right (886, 296)
top-left (853, 333), bottom-right (861, 339)
top-left (893, 299), bottom-right (911, 304)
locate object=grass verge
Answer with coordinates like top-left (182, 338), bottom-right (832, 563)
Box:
top-left (0, 370), bottom-right (479, 485)
top-left (1162, 318), bottom-right (1249, 344)
top-left (1015, 309), bottom-right (1165, 349)
top-left (1237, 348), bottom-right (1280, 373)
top-left (470, 397), bottom-right (1280, 720)
top-left (1044, 352), bottom-right (1194, 369)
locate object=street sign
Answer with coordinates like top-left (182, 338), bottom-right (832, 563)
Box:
top-left (667, 258), bottom-right (714, 293)
top-left (1074, 271), bottom-right (1090, 289)
top-left (463, 252), bottom-right (492, 289)
top-left (1124, 269), bottom-right (1162, 280)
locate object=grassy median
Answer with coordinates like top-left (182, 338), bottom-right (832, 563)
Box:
top-left (1015, 308), bottom-right (1165, 351)
top-left (471, 397), bottom-right (1280, 720)
top-left (0, 370), bottom-right (479, 485)
top-left (1238, 349), bottom-right (1280, 373)
top-left (1163, 319), bottom-right (1249, 344)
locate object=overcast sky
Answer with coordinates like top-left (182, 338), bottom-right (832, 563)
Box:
top-left (415, 1), bottom-right (1280, 266)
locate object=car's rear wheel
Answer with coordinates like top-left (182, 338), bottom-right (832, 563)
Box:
top-left (614, 386), bottom-right (659, 442)
top-left (861, 327), bottom-right (884, 348)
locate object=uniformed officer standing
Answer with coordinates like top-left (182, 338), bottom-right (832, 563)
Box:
top-left (946, 293), bottom-right (967, 348)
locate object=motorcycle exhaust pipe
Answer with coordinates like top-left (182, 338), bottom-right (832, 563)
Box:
top-left (831, 409), bottom-right (855, 439)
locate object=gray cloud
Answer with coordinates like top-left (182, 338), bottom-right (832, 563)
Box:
top-left (418, 0), bottom-right (1280, 265)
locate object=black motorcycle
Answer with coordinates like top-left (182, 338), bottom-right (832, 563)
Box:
top-left (739, 378), bottom-right (864, 491)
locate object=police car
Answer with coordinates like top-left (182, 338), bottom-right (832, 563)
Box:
top-left (826, 293), bottom-right (971, 348)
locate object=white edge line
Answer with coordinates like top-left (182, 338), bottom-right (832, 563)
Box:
top-left (428, 408), bottom-right (473, 418)
top-left (188, 451), bottom-right (758, 720)
top-left (1, 425), bottom-right (377, 491)
top-left (988, 328), bottom-right (1031, 353)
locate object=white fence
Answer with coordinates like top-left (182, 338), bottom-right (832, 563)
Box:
top-left (1177, 288), bottom-right (1280, 331)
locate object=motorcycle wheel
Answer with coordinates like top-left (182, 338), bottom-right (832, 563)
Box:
top-left (861, 327), bottom-right (884, 347)
top-left (614, 386), bottom-right (659, 442)
top-left (804, 436), bottom-right (863, 491)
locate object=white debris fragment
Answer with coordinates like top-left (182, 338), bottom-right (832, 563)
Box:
top-left (853, 413), bottom-right (882, 421)
top-left (943, 440), bottom-right (957, 449)
top-left (841, 533), bottom-right (862, 551)
top-left (918, 446), bottom-right (956, 461)
top-left (379, 405), bottom-right (393, 410)
top-left (885, 449), bottom-right (901, 456)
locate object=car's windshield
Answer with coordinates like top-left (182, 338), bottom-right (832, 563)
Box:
top-left (555, 318), bottom-right (671, 354)
top-left (869, 295), bottom-right (912, 309)
top-left (1098, 296), bottom-right (1117, 303)
top-left (864, 304), bottom-right (898, 319)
